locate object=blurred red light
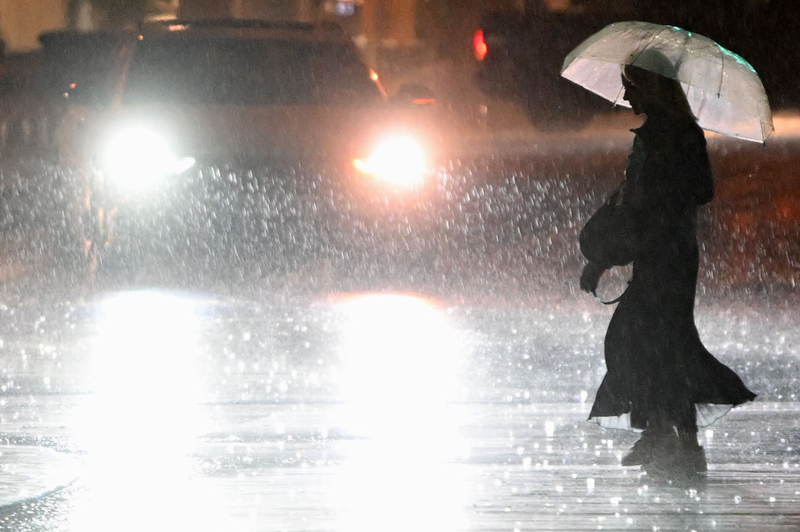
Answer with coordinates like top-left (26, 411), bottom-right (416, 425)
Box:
top-left (473, 30), bottom-right (488, 61)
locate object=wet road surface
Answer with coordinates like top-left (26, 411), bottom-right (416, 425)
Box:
top-left (0, 114), bottom-right (798, 530)
top-left (0, 291), bottom-right (798, 531)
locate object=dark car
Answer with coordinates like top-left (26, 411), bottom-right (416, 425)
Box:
top-left (3, 19), bottom-right (448, 268)
top-left (472, 1), bottom-right (632, 128)
top-left (472, 0), bottom-right (800, 129)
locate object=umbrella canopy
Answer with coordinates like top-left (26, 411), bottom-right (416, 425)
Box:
top-left (561, 21), bottom-right (773, 143)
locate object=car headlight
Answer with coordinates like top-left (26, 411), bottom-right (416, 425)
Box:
top-left (99, 123), bottom-right (195, 191)
top-left (353, 135), bottom-right (427, 188)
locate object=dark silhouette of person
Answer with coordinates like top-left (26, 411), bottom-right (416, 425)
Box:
top-left (579, 52), bottom-right (756, 477)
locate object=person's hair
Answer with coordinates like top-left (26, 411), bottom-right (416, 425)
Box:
top-left (623, 54), bottom-right (696, 121)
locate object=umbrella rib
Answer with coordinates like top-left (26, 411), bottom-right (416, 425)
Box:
top-left (628, 25), bottom-right (668, 69)
top-left (674, 30), bottom-right (692, 86)
top-left (717, 42), bottom-right (724, 98)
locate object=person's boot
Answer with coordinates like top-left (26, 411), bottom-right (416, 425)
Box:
top-left (643, 428), bottom-right (707, 479)
top-left (621, 428), bottom-right (671, 466)
top-left (678, 429), bottom-right (708, 474)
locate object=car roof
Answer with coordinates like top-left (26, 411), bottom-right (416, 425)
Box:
top-left (141, 19), bottom-right (353, 42)
top-left (40, 18), bottom-right (353, 47)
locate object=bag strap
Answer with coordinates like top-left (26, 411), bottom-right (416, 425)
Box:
top-left (592, 278), bottom-right (631, 305)
top-left (593, 290), bottom-right (624, 305)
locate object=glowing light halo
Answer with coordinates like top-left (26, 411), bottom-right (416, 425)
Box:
top-left (69, 290), bottom-right (232, 532)
top-left (353, 135), bottom-right (428, 188)
top-left (100, 122), bottom-right (195, 191)
top-left (332, 292), bottom-right (469, 532)
top-left (335, 293), bottom-right (461, 435)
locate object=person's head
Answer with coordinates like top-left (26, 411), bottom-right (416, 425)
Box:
top-left (621, 51), bottom-right (694, 120)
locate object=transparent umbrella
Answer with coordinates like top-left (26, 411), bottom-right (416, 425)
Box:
top-left (561, 21), bottom-right (773, 143)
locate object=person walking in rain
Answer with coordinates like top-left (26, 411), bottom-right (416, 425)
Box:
top-left (578, 53), bottom-right (757, 477)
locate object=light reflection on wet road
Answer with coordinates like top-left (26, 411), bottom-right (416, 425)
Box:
top-left (0, 289), bottom-right (797, 531)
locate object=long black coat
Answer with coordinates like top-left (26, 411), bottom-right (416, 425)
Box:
top-left (581, 114), bottom-right (756, 431)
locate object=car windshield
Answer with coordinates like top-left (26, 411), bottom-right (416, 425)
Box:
top-left (39, 34), bottom-right (126, 106)
top-left (122, 36), bottom-right (384, 106)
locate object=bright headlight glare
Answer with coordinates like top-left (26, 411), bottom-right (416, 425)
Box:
top-left (102, 125), bottom-right (194, 190)
top-left (354, 136), bottom-right (427, 187)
